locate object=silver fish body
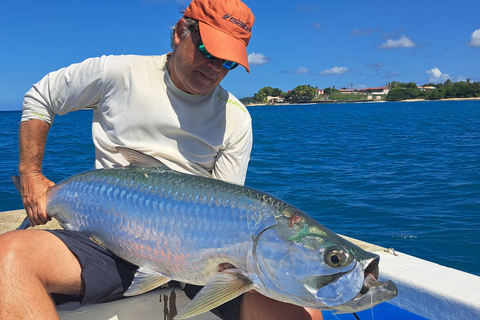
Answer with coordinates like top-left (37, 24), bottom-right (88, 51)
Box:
top-left (48, 165), bottom-right (272, 284)
top-left (44, 148), bottom-right (397, 318)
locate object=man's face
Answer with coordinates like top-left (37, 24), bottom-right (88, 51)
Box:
top-left (169, 19), bottom-right (229, 95)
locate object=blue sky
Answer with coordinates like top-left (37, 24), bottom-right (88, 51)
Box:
top-left (1, 0), bottom-right (479, 110)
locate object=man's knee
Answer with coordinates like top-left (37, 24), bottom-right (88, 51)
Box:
top-left (240, 291), bottom-right (323, 320)
top-left (0, 230), bottom-right (83, 295)
top-left (0, 231), bottom-right (63, 319)
top-left (0, 231), bottom-right (30, 271)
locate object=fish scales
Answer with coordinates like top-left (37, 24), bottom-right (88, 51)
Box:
top-left (47, 166), bottom-right (278, 284)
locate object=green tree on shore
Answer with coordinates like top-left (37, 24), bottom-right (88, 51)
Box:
top-left (323, 87), bottom-right (339, 95)
top-left (386, 79), bottom-right (480, 101)
top-left (285, 85), bottom-right (317, 102)
top-left (253, 86), bottom-right (284, 103)
top-left (243, 80), bottom-right (480, 104)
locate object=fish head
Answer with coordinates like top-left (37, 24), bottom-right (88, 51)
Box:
top-left (252, 206), bottom-right (398, 312)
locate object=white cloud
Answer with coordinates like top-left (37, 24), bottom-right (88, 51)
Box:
top-left (468, 29), bottom-right (480, 47)
top-left (294, 67), bottom-right (310, 74)
top-left (248, 52), bottom-right (269, 66)
top-left (320, 66), bottom-right (348, 76)
top-left (280, 67), bottom-right (313, 74)
top-left (427, 67), bottom-right (449, 83)
top-left (379, 35), bottom-right (417, 49)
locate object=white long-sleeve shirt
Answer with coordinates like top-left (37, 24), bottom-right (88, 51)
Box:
top-left (22, 54), bottom-right (252, 185)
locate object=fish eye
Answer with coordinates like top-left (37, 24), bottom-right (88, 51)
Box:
top-left (324, 248), bottom-right (346, 268)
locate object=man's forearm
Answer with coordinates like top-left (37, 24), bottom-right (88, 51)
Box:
top-left (19, 119), bottom-right (51, 176)
top-left (18, 119), bottom-right (55, 225)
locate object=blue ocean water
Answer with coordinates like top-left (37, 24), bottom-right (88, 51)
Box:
top-left (1, 101), bottom-right (479, 279)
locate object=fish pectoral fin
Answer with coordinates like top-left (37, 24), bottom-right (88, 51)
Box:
top-left (124, 266), bottom-right (171, 297)
top-left (89, 236), bottom-right (108, 249)
top-left (116, 147), bottom-right (167, 168)
top-left (175, 269), bottom-right (254, 319)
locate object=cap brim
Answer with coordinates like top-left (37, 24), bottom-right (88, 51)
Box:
top-left (199, 22), bottom-right (250, 73)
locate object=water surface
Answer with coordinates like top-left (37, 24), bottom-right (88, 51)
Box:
top-left (1, 100), bottom-right (479, 276)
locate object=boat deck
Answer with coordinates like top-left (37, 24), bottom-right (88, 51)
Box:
top-left (2, 209), bottom-right (480, 319)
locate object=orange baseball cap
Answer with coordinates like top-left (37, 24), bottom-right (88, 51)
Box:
top-left (184, 0), bottom-right (254, 72)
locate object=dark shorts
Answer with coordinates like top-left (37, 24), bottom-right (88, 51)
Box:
top-left (48, 230), bottom-right (242, 320)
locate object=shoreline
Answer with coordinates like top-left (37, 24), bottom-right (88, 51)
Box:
top-left (246, 96), bottom-right (480, 106)
top-left (2, 98), bottom-right (480, 111)
top-left (402, 97), bottom-right (480, 102)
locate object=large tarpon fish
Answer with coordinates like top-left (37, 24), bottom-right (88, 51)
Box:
top-left (13, 147), bottom-right (397, 318)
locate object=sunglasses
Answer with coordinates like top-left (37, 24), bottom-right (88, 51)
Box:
top-left (194, 31), bottom-right (239, 70)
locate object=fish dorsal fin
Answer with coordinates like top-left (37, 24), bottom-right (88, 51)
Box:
top-left (124, 266), bottom-right (171, 297)
top-left (11, 175), bottom-right (21, 193)
top-left (175, 269), bottom-right (254, 319)
top-left (116, 147), bottom-right (167, 168)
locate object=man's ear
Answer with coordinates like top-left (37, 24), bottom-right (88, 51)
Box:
top-left (174, 18), bottom-right (188, 46)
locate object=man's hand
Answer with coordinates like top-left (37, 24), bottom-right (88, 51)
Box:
top-left (20, 172), bottom-right (55, 226)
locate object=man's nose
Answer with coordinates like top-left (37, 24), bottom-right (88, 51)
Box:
top-left (208, 58), bottom-right (224, 72)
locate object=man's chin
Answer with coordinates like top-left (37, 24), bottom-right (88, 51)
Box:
top-left (187, 79), bottom-right (218, 95)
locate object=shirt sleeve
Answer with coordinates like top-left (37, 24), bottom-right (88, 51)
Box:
top-left (21, 56), bottom-right (107, 124)
top-left (211, 113), bottom-right (253, 186)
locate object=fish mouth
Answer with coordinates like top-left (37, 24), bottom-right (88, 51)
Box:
top-left (335, 258), bottom-right (398, 314)
top-left (311, 257), bottom-right (398, 313)
top-left (357, 258), bottom-right (380, 297)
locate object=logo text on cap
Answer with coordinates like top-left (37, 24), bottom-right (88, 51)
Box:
top-left (222, 13), bottom-right (251, 33)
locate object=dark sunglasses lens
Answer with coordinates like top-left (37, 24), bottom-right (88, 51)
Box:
top-left (198, 41), bottom-right (240, 70)
top-left (198, 44), bottom-right (214, 59)
top-left (223, 60), bottom-right (239, 70)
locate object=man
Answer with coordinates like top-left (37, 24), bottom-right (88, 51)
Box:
top-left (0, 0), bottom-right (322, 319)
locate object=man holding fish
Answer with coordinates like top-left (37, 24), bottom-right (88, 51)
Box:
top-left (0, 0), bottom-right (324, 319)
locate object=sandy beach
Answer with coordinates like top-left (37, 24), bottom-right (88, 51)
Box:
top-left (401, 97), bottom-right (480, 102)
top-left (246, 97), bottom-right (480, 106)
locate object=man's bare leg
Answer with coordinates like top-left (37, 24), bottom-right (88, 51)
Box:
top-left (0, 230), bottom-right (84, 320)
top-left (239, 291), bottom-right (323, 320)
top-left (0, 229), bottom-right (323, 320)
